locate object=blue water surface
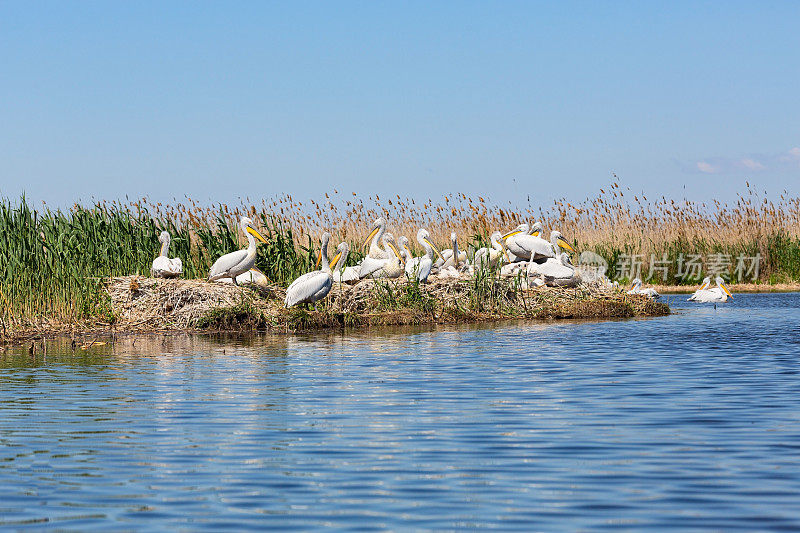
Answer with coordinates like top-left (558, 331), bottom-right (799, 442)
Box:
top-left (2, 293), bottom-right (800, 530)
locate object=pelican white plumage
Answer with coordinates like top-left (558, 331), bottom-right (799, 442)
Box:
top-left (285, 241), bottom-right (349, 308)
top-left (503, 222), bottom-right (571, 261)
top-left (363, 217), bottom-right (389, 259)
top-left (359, 218), bottom-right (393, 278)
top-left (688, 276), bottom-right (733, 303)
top-left (687, 277), bottom-right (712, 301)
top-left (437, 232), bottom-right (468, 269)
top-left (405, 229), bottom-right (443, 282)
top-left (217, 267), bottom-right (270, 289)
top-left (151, 231), bottom-right (183, 278)
top-left (473, 231), bottom-right (507, 270)
top-left (529, 252), bottom-right (580, 287)
top-left (627, 278), bottom-right (660, 298)
top-left (208, 217), bottom-right (268, 284)
top-left (367, 233), bottom-right (405, 279)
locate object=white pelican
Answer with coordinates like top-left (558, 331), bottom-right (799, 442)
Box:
top-left (217, 267), bottom-right (270, 289)
top-left (363, 217), bottom-right (390, 259)
top-left (529, 252), bottom-right (581, 287)
top-left (687, 277), bottom-right (712, 301)
top-left (437, 232), bottom-right (468, 269)
top-left (503, 222), bottom-right (570, 261)
top-left (398, 236), bottom-right (413, 266)
top-left (366, 233), bottom-right (405, 279)
top-left (208, 216), bottom-right (268, 284)
top-left (473, 231), bottom-right (507, 270)
top-left (688, 276), bottom-right (733, 303)
top-left (405, 229), bottom-right (443, 282)
top-left (151, 231), bottom-right (183, 278)
top-left (285, 241), bottom-right (349, 308)
top-left (627, 278), bottom-right (660, 298)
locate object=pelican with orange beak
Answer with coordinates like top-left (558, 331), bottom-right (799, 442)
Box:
top-left (208, 216), bottom-right (268, 285)
top-left (285, 241), bottom-right (350, 308)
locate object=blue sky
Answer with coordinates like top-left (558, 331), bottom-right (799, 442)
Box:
top-left (1, 2), bottom-right (799, 209)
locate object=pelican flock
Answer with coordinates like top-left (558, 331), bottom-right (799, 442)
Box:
top-left (151, 213), bottom-right (729, 310)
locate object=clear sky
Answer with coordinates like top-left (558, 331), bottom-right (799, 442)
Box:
top-left (2, 1), bottom-right (799, 209)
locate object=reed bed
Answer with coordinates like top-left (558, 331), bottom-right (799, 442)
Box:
top-left (1, 181), bottom-right (798, 328)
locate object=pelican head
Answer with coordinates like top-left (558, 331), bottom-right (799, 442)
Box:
top-left (531, 221), bottom-right (544, 237)
top-left (382, 232), bottom-right (403, 263)
top-left (716, 276), bottom-right (733, 298)
top-left (501, 223), bottom-right (530, 241)
top-left (699, 276), bottom-right (711, 290)
top-left (363, 217), bottom-right (386, 248)
top-left (329, 242), bottom-right (350, 271)
top-left (417, 228), bottom-right (444, 261)
top-left (630, 277), bottom-right (642, 289)
top-left (240, 216), bottom-right (268, 243)
top-left (315, 232), bottom-right (331, 268)
top-left (158, 231), bottom-right (170, 244)
top-left (398, 236), bottom-right (412, 258)
top-left (550, 231), bottom-right (576, 253)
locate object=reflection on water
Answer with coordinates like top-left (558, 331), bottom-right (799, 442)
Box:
top-left (2, 294), bottom-right (800, 529)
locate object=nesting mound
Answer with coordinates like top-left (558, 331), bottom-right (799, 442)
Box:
top-left (106, 275), bottom-right (668, 333)
top-left (107, 276), bottom-right (275, 330)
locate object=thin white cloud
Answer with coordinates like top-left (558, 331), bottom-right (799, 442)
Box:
top-left (685, 147), bottom-right (800, 174)
top-left (696, 161), bottom-right (719, 174)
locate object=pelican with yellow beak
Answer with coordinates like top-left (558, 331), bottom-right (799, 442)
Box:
top-left (688, 276), bottom-right (733, 303)
top-left (285, 241), bottom-right (350, 308)
top-left (687, 277), bottom-right (712, 301)
top-left (208, 216), bottom-right (268, 285)
top-left (502, 221), bottom-right (568, 261)
top-left (406, 228), bottom-right (444, 282)
top-left (362, 233), bottom-right (405, 278)
top-left (363, 217), bottom-right (390, 260)
top-left (473, 231), bottom-right (507, 270)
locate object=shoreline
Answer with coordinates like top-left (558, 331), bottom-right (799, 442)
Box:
top-left (2, 275), bottom-right (669, 345)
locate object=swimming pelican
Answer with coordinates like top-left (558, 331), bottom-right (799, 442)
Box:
top-left (151, 231), bottom-right (183, 278)
top-left (688, 276), bottom-right (733, 303)
top-left (473, 231), bottom-right (507, 270)
top-left (285, 241), bottom-right (349, 308)
top-left (405, 228), bottom-right (443, 282)
top-left (366, 233), bottom-right (405, 279)
top-left (437, 232), bottom-right (468, 269)
top-left (504, 222), bottom-right (572, 261)
top-left (208, 216), bottom-right (268, 284)
top-left (627, 278), bottom-right (660, 298)
top-left (687, 277), bottom-right (712, 301)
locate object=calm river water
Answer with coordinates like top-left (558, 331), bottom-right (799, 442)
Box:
top-left (2, 293), bottom-right (800, 530)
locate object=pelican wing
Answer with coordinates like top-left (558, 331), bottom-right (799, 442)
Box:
top-left (359, 255), bottom-right (389, 278)
top-left (152, 256), bottom-right (182, 278)
top-left (529, 258), bottom-right (573, 279)
top-left (509, 235), bottom-right (555, 260)
top-left (285, 271), bottom-right (332, 307)
top-left (209, 249), bottom-right (250, 280)
top-left (416, 256), bottom-right (433, 282)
